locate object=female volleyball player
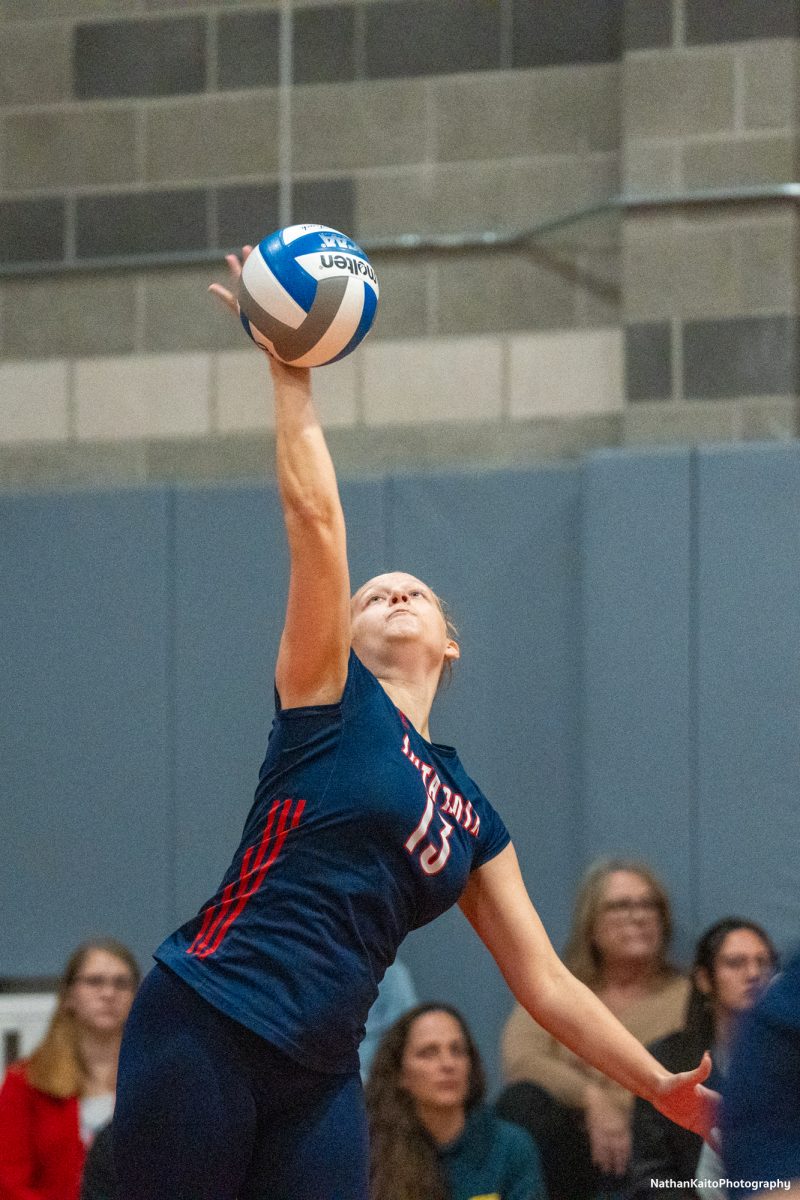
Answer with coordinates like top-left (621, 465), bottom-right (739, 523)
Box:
top-left (113, 249), bottom-right (717, 1200)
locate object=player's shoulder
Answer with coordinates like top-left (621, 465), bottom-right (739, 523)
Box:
top-left (272, 649), bottom-right (373, 721)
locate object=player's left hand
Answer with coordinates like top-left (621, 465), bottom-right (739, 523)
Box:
top-left (650, 1052), bottom-right (720, 1147)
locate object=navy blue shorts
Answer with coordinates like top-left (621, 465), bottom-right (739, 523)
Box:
top-left (113, 963), bottom-right (369, 1200)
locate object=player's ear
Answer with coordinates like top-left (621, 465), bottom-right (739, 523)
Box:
top-left (444, 639), bottom-right (460, 661)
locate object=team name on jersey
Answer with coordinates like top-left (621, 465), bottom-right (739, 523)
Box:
top-left (400, 733), bottom-right (480, 838)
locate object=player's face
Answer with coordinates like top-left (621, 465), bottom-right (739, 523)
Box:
top-left (592, 870), bottom-right (664, 969)
top-left (64, 949), bottom-right (138, 1037)
top-left (399, 1010), bottom-right (471, 1115)
top-left (350, 573), bottom-right (458, 671)
top-left (701, 928), bottom-right (776, 1017)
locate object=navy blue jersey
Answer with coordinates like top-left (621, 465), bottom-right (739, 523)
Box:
top-left (155, 651), bottom-right (510, 1073)
top-left (722, 948), bottom-right (800, 1190)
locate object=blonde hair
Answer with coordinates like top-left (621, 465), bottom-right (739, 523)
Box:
top-left (25, 938), bottom-right (140, 1098)
top-left (562, 859), bottom-right (676, 990)
top-left (435, 595), bottom-right (459, 693)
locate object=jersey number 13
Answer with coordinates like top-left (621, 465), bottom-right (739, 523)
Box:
top-left (404, 797), bottom-right (454, 876)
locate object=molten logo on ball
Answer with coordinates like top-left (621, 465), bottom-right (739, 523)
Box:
top-left (238, 224), bottom-right (380, 368)
top-left (318, 254), bottom-right (378, 282)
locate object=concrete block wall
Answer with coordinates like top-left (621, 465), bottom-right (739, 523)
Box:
top-left (0, 0), bottom-right (797, 487)
top-left (621, 0), bottom-right (800, 441)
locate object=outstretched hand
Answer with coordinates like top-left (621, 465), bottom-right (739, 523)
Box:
top-left (208, 245), bottom-right (253, 317)
top-left (651, 1052), bottom-right (720, 1148)
top-left (208, 247), bottom-right (311, 387)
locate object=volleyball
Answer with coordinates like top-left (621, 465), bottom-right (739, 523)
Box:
top-left (237, 224), bottom-right (380, 367)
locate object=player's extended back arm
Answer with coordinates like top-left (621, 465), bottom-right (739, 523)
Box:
top-left (459, 844), bottom-right (717, 1142)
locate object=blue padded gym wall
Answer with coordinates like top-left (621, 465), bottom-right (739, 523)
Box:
top-left (695, 444), bottom-right (800, 948)
top-left (4, 442), bottom-right (800, 1085)
top-left (580, 449), bottom-right (696, 960)
top-left (1, 488), bottom-right (173, 970)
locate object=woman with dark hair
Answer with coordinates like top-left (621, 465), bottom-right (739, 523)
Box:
top-left (113, 250), bottom-right (718, 1200)
top-left (367, 1003), bottom-right (546, 1200)
top-left (627, 917), bottom-right (778, 1197)
top-left (722, 946), bottom-right (800, 1197)
top-left (0, 939), bottom-right (140, 1200)
top-left (498, 860), bottom-right (688, 1200)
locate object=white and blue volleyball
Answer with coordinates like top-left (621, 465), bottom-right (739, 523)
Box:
top-left (237, 224), bottom-right (379, 367)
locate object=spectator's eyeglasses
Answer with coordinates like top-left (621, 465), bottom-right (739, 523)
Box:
top-left (74, 974), bottom-right (137, 991)
top-left (600, 898), bottom-right (660, 917)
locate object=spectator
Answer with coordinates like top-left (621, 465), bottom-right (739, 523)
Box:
top-left (627, 916), bottom-right (778, 1197)
top-left (722, 945), bottom-right (800, 1197)
top-left (367, 1002), bottom-right (546, 1200)
top-left (360, 958), bottom-right (418, 1082)
top-left (0, 939), bottom-right (140, 1200)
top-left (497, 859), bottom-right (688, 1200)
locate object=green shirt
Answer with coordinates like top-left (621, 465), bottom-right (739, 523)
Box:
top-left (439, 1107), bottom-right (547, 1200)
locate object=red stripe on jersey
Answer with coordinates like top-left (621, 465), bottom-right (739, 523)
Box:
top-left (193, 799), bottom-right (292, 959)
top-left (192, 797), bottom-right (301, 959)
top-left (187, 799), bottom-right (280, 957)
top-left (187, 885), bottom-right (233, 957)
top-left (188, 843), bottom-right (256, 957)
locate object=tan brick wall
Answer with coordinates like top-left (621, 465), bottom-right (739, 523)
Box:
top-left (0, 0), bottom-right (797, 486)
top-left (622, 26), bottom-right (799, 412)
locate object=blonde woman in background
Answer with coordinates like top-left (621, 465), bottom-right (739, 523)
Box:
top-left (497, 860), bottom-right (688, 1200)
top-left (0, 938), bottom-right (140, 1200)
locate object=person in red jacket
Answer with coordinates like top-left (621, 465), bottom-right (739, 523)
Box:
top-left (0, 938), bottom-right (140, 1200)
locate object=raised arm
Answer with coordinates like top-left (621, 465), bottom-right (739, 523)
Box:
top-left (459, 844), bottom-right (718, 1142)
top-left (210, 251), bottom-right (351, 708)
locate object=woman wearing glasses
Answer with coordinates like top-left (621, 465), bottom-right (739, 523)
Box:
top-left (498, 859), bottom-right (689, 1200)
top-left (0, 939), bottom-right (140, 1200)
top-left (628, 916), bottom-right (778, 1196)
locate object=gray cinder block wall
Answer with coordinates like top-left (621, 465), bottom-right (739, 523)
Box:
top-left (0, 0), bottom-right (797, 488)
top-left (622, 0), bottom-right (800, 444)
